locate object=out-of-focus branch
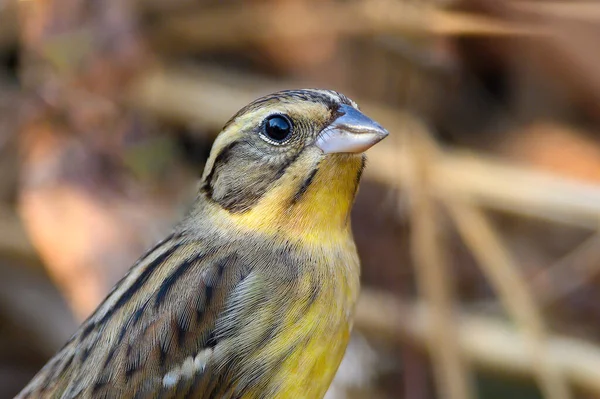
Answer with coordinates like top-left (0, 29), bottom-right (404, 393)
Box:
top-left (0, 0), bottom-right (542, 53)
top-left (367, 146), bottom-right (600, 230)
top-left (405, 126), bottom-right (571, 399)
top-left (510, 1), bottom-right (600, 22)
top-left (532, 232), bottom-right (600, 306)
top-left (447, 202), bottom-right (571, 399)
top-left (407, 130), bottom-right (474, 399)
top-left (132, 66), bottom-right (600, 230)
top-left (356, 290), bottom-right (600, 395)
top-left (153, 0), bottom-right (541, 52)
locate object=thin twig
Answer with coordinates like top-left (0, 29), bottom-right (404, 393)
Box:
top-left (446, 202), bottom-right (571, 399)
top-left (366, 143), bottom-right (600, 231)
top-left (532, 232), bottom-right (600, 306)
top-left (407, 128), bottom-right (474, 399)
top-left (356, 290), bottom-right (600, 395)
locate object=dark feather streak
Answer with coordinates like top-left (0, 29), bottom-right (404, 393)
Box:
top-left (205, 285), bottom-right (214, 308)
top-left (97, 243), bottom-right (180, 326)
top-left (80, 322), bottom-right (96, 340)
top-left (102, 346), bottom-right (117, 368)
top-left (205, 330), bottom-right (218, 348)
top-left (291, 166), bottom-right (318, 204)
top-left (176, 312), bottom-right (190, 346)
top-left (352, 155), bottom-right (366, 199)
top-left (202, 142), bottom-right (238, 199)
top-left (154, 255), bottom-right (200, 309)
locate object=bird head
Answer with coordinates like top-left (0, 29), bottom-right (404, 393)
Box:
top-left (199, 89), bottom-right (388, 242)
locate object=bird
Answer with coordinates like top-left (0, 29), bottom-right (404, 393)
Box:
top-left (16, 89), bottom-right (389, 399)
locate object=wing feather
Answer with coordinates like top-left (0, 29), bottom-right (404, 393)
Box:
top-left (16, 234), bottom-right (258, 399)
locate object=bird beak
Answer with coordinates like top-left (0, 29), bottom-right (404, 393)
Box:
top-left (315, 104), bottom-right (389, 154)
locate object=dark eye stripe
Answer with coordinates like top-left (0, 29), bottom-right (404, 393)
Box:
top-left (202, 141), bottom-right (306, 213)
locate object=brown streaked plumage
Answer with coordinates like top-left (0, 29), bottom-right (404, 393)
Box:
top-left (17, 89), bottom-right (388, 399)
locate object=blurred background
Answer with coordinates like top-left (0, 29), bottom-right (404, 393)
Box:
top-left (1, 0), bottom-right (600, 398)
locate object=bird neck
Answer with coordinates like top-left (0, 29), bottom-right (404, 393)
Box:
top-left (196, 154), bottom-right (365, 246)
top-left (281, 154), bottom-right (365, 242)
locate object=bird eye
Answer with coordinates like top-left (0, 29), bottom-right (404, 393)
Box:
top-left (262, 115), bottom-right (292, 144)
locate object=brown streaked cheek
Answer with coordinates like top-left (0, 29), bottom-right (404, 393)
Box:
top-left (202, 142), bottom-right (303, 213)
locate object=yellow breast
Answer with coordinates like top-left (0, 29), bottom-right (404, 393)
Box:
top-left (270, 311), bottom-right (353, 399)
top-left (244, 240), bottom-right (360, 399)
top-left (203, 153), bottom-right (363, 398)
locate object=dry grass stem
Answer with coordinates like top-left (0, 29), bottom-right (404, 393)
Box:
top-left (447, 202), bottom-right (571, 399)
top-left (366, 144), bottom-right (600, 230)
top-left (532, 232), bottom-right (600, 306)
top-left (407, 129), bottom-right (474, 399)
top-left (356, 290), bottom-right (600, 395)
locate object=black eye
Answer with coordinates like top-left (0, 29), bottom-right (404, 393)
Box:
top-left (262, 115), bottom-right (292, 144)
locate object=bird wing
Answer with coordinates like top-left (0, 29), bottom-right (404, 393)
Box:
top-left (16, 232), bottom-right (280, 399)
